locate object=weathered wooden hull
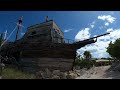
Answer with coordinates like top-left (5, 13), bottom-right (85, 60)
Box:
top-left (21, 58), bottom-right (74, 73)
top-left (2, 42), bottom-right (76, 72)
top-left (19, 43), bottom-right (76, 72)
top-left (1, 38), bottom-right (95, 73)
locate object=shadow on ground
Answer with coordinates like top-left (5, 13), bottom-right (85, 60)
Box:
top-left (103, 65), bottom-right (120, 79)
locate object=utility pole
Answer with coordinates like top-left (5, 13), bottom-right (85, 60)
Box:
top-left (15, 16), bottom-right (23, 41)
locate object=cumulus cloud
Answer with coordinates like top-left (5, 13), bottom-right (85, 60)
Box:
top-left (77, 40), bottom-right (111, 58)
top-left (75, 15), bottom-right (117, 58)
top-left (108, 29), bottom-right (120, 41)
top-left (98, 15), bottom-right (116, 23)
top-left (75, 28), bottom-right (91, 41)
top-left (64, 29), bottom-right (73, 33)
top-left (77, 28), bottom-right (120, 58)
top-left (105, 22), bottom-right (109, 26)
top-left (106, 28), bottom-right (113, 32)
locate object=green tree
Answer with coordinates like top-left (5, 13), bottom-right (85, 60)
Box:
top-left (83, 51), bottom-right (92, 60)
top-left (107, 38), bottom-right (120, 61)
top-left (74, 51), bottom-right (95, 69)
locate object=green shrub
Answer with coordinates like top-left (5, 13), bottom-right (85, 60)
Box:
top-left (91, 60), bottom-right (96, 65)
top-left (74, 59), bottom-right (95, 69)
top-left (107, 39), bottom-right (120, 61)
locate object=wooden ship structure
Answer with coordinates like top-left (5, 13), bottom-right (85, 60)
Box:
top-left (0, 16), bottom-right (110, 73)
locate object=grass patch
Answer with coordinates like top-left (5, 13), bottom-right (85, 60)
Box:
top-left (1, 67), bottom-right (36, 79)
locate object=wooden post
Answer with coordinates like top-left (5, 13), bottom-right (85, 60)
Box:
top-left (15, 16), bottom-right (23, 41)
top-left (15, 27), bottom-right (19, 41)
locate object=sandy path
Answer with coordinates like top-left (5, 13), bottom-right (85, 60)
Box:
top-left (76, 66), bottom-right (113, 79)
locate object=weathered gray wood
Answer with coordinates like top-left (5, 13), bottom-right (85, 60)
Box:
top-left (21, 58), bottom-right (74, 72)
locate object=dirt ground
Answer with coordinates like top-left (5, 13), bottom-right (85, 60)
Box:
top-left (75, 65), bottom-right (120, 79)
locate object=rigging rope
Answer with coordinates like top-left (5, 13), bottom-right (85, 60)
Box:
top-left (1, 26), bottom-right (17, 47)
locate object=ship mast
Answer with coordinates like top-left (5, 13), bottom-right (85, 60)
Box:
top-left (15, 16), bottom-right (23, 41)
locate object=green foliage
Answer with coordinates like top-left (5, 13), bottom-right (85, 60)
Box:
top-left (74, 51), bottom-right (95, 69)
top-left (107, 38), bottom-right (120, 60)
top-left (1, 67), bottom-right (35, 79)
top-left (91, 60), bottom-right (96, 65)
top-left (79, 59), bottom-right (93, 69)
top-left (74, 59), bottom-right (96, 69)
top-left (83, 51), bottom-right (92, 60)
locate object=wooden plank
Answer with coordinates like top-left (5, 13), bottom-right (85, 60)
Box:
top-left (20, 47), bottom-right (76, 59)
top-left (21, 58), bottom-right (74, 71)
top-left (21, 58), bottom-right (74, 63)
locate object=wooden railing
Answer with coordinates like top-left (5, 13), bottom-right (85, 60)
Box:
top-left (53, 37), bottom-right (75, 44)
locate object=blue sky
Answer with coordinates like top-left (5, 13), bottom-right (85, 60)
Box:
top-left (0, 11), bottom-right (120, 58)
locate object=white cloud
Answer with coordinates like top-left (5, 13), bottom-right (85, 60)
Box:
top-left (75, 15), bottom-right (117, 58)
top-left (89, 21), bottom-right (95, 28)
top-left (77, 28), bottom-right (120, 58)
top-left (77, 40), bottom-right (110, 58)
top-left (105, 22), bottom-right (109, 26)
top-left (75, 28), bottom-right (91, 41)
top-left (64, 29), bottom-right (73, 32)
top-left (98, 15), bottom-right (116, 23)
top-left (90, 25), bottom-right (94, 28)
top-left (108, 29), bottom-right (120, 41)
top-left (94, 35), bottom-right (97, 37)
top-left (106, 28), bottom-right (113, 32)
